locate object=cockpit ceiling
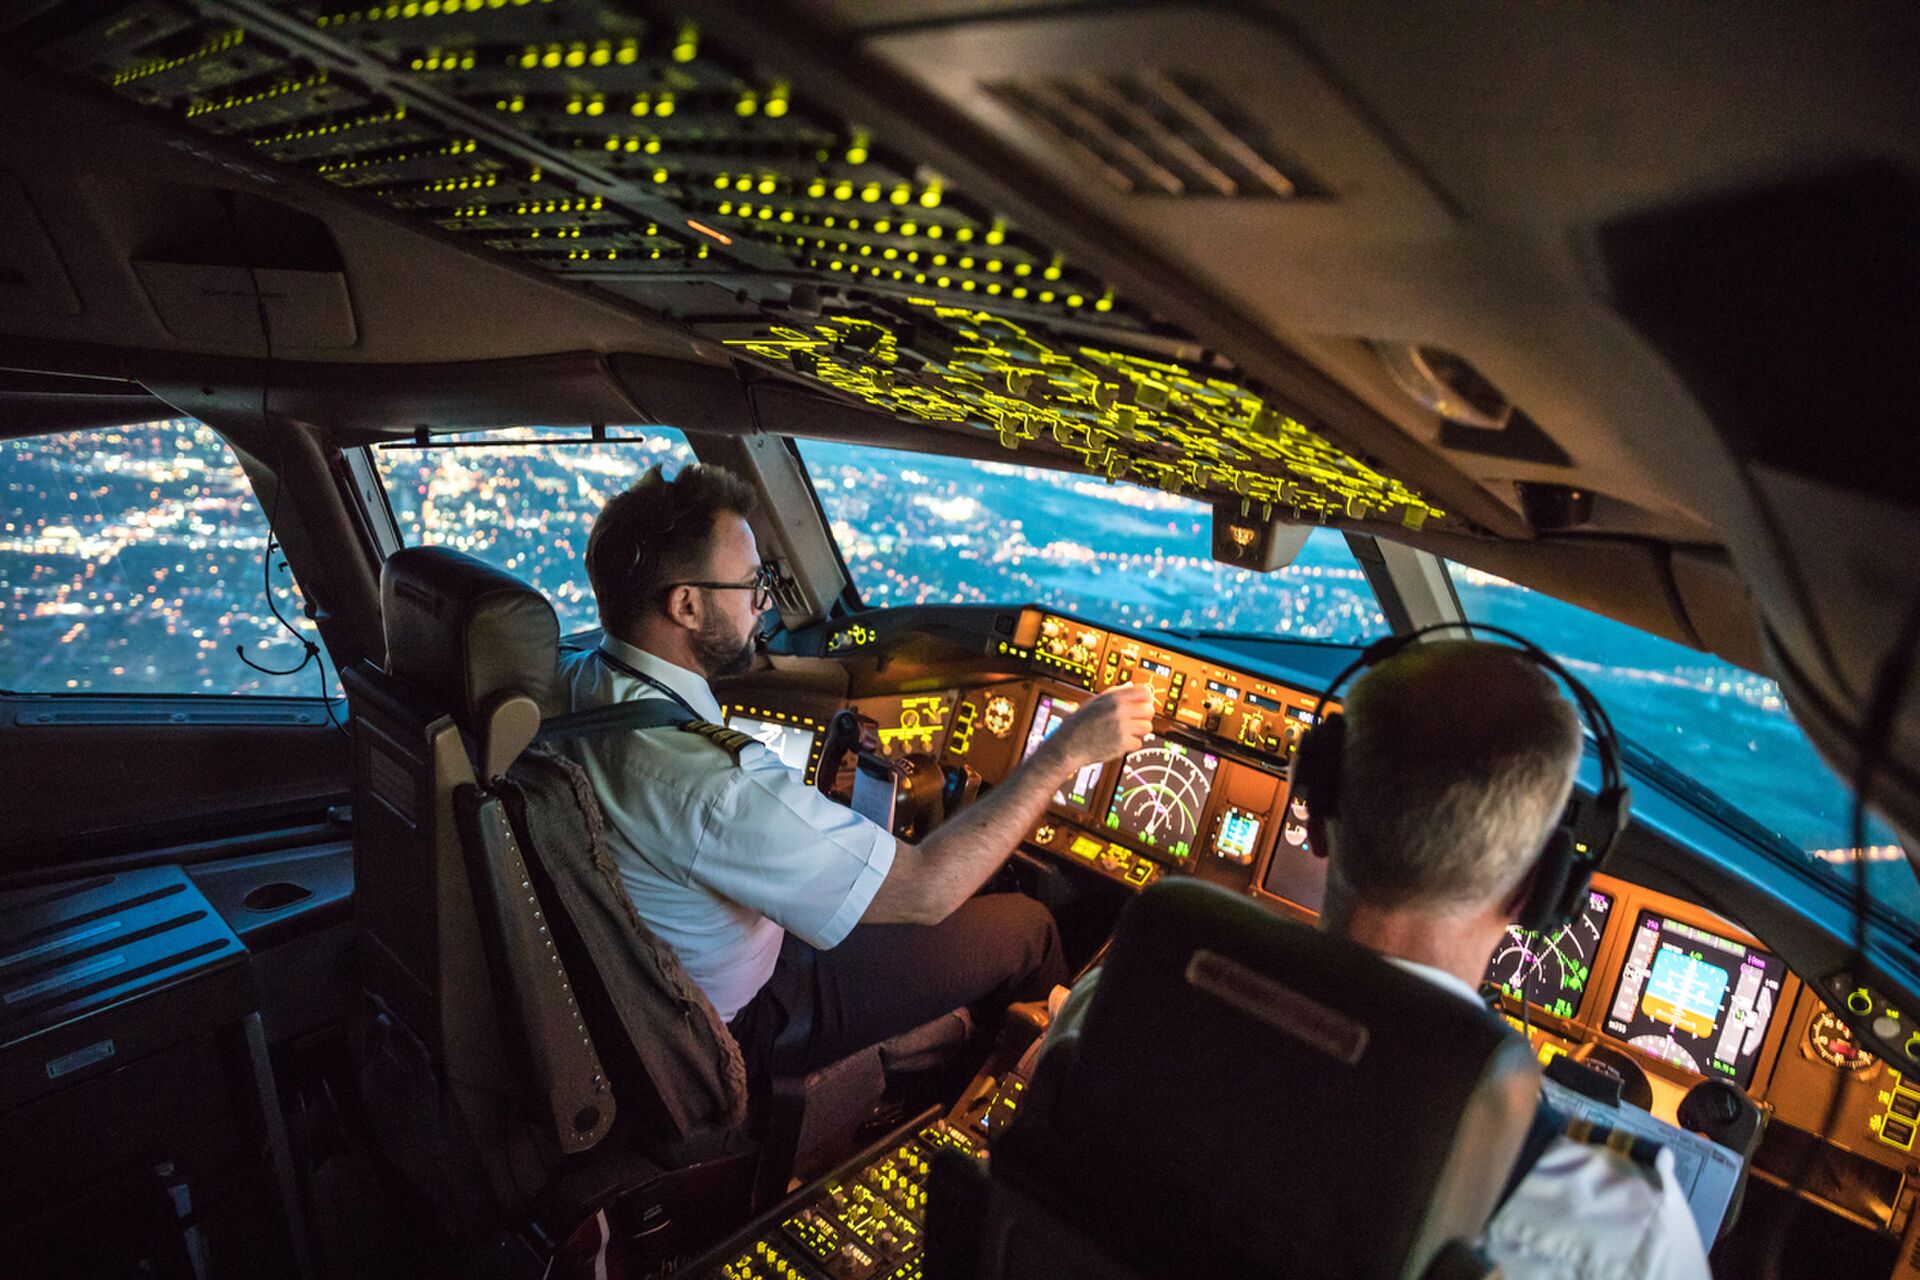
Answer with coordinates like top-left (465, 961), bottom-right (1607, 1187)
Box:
top-left (7, 0), bottom-right (1445, 530)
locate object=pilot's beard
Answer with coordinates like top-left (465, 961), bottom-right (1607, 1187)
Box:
top-left (693, 616), bottom-right (755, 680)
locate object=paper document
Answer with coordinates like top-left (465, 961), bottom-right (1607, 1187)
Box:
top-left (1539, 1077), bottom-right (1745, 1245)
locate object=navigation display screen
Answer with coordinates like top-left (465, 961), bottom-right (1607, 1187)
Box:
top-left (1260, 786), bottom-right (1327, 910)
top-left (1022, 693), bottom-right (1104, 814)
top-left (1484, 889), bottom-right (1615, 1020)
top-left (1103, 735), bottom-right (1219, 860)
top-left (1605, 911), bottom-right (1786, 1087)
top-left (728, 715), bottom-right (817, 775)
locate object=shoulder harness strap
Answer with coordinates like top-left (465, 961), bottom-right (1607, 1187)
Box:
top-left (1494, 1098), bottom-right (1567, 1218)
top-left (1493, 1096), bottom-right (1668, 1221)
top-left (535, 696), bottom-right (695, 744)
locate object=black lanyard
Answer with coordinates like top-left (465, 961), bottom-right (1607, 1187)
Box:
top-left (594, 646), bottom-right (704, 721)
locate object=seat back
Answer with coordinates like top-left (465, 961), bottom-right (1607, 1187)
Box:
top-left (929, 879), bottom-right (1540, 1280)
top-left (344, 547), bottom-right (615, 1229)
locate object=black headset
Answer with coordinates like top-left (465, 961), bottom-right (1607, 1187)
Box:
top-left (1289, 623), bottom-right (1632, 936)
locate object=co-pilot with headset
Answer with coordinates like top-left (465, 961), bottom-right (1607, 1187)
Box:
top-left (1044, 636), bottom-right (1711, 1280)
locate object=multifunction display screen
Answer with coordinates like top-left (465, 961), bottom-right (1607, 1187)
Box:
top-left (1023, 693), bottom-right (1104, 815)
top-left (1605, 911), bottom-right (1786, 1087)
top-left (1212, 807), bottom-right (1262, 865)
top-left (1260, 787), bottom-right (1327, 911)
top-left (727, 715), bottom-right (817, 775)
top-left (1103, 735), bottom-right (1219, 860)
top-left (1483, 889), bottom-right (1615, 1020)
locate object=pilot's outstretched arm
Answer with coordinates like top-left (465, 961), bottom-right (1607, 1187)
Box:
top-left (863, 684), bottom-right (1152, 926)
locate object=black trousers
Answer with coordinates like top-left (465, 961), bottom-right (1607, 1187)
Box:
top-left (727, 893), bottom-right (1066, 1091)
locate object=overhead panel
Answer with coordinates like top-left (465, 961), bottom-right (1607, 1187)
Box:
top-left (10, 0), bottom-right (1447, 529)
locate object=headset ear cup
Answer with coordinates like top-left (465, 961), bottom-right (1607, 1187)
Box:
top-left (1291, 717), bottom-right (1345, 828)
top-left (1515, 827), bottom-right (1576, 934)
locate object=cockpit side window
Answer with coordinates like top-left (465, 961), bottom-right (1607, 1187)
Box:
top-left (372, 426), bottom-right (698, 636)
top-left (797, 440), bottom-right (1389, 645)
top-left (1447, 563), bottom-right (1916, 918)
top-left (2, 418), bottom-right (332, 697)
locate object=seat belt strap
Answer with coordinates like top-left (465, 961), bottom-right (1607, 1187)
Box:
top-left (1494, 1098), bottom-right (1564, 1218)
top-left (534, 697), bottom-right (695, 743)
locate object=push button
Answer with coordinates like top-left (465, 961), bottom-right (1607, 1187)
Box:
top-left (1890, 1092), bottom-right (1920, 1122)
top-left (1848, 987), bottom-right (1874, 1016)
top-left (1882, 1117), bottom-right (1916, 1148)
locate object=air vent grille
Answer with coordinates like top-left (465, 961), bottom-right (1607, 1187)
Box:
top-left (988, 72), bottom-right (1314, 199)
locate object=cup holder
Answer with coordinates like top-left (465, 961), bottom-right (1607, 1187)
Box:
top-left (243, 881), bottom-right (313, 912)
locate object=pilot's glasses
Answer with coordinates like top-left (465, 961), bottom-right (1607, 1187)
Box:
top-left (670, 563), bottom-right (779, 612)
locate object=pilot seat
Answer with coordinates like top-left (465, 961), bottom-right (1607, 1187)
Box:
top-left (926, 878), bottom-right (1545, 1280)
top-left (341, 546), bottom-right (965, 1272)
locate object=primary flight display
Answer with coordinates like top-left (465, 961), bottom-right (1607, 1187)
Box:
top-left (728, 714), bottom-right (818, 775)
top-left (1022, 692), bottom-right (1106, 814)
top-left (1605, 911), bottom-right (1787, 1087)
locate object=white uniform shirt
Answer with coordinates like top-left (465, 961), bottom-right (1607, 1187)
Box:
top-left (1385, 958), bottom-right (1713, 1280)
top-left (557, 638), bottom-right (895, 1022)
top-left (1044, 959), bottom-right (1713, 1280)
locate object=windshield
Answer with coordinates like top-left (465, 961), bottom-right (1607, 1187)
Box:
top-left (376, 427), bottom-right (697, 635)
top-left (1449, 564), bottom-right (1916, 921)
top-left (799, 441), bottom-right (1388, 644)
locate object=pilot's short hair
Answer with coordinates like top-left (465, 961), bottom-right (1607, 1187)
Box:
top-left (585, 462), bottom-right (758, 636)
top-left (1325, 640), bottom-right (1582, 916)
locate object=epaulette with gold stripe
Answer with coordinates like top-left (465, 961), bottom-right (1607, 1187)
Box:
top-left (1562, 1115), bottom-right (1664, 1170)
top-left (679, 719), bottom-right (755, 761)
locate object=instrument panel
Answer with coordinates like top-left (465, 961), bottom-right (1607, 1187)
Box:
top-left (762, 604), bottom-right (1920, 1219)
top-left (819, 608), bottom-right (1335, 899)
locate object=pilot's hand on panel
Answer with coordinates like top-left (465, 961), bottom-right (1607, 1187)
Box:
top-left (1042, 684), bottom-right (1153, 773)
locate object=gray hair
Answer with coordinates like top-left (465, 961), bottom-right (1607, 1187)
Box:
top-left (1323, 640), bottom-right (1582, 916)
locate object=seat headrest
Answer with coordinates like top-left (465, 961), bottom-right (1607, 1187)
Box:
top-left (1000, 878), bottom-right (1540, 1279)
top-left (382, 546), bottom-right (565, 728)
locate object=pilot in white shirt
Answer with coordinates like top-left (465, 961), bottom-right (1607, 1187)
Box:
top-left (1389, 959), bottom-right (1710, 1280)
top-left (562, 462), bottom-right (1151, 1090)
top-left (1043, 957), bottom-right (1710, 1280)
top-left (560, 634), bottom-right (892, 1024)
top-left (1046, 641), bottom-right (1711, 1280)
